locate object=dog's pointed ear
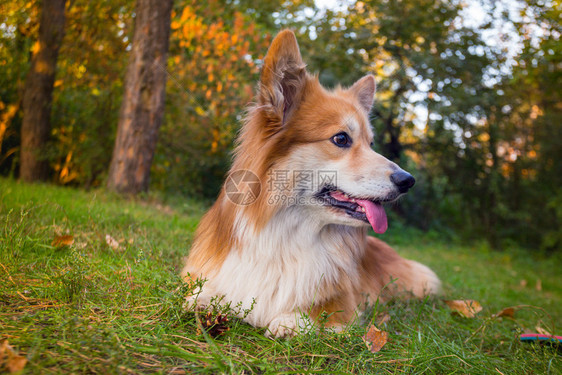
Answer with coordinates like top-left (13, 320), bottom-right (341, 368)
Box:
top-left (259, 30), bottom-right (307, 128)
top-left (349, 75), bottom-right (376, 114)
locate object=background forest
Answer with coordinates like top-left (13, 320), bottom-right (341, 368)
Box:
top-left (1, 0), bottom-right (561, 251)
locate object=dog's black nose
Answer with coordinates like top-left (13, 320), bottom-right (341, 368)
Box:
top-left (390, 171), bottom-right (415, 193)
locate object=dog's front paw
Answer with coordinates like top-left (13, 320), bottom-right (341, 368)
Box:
top-left (266, 313), bottom-right (312, 338)
top-left (183, 294), bottom-right (207, 311)
top-left (181, 284), bottom-right (214, 311)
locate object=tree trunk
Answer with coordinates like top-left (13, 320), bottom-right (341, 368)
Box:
top-left (383, 116), bottom-right (403, 162)
top-left (106, 0), bottom-right (173, 194)
top-left (19, 0), bottom-right (66, 182)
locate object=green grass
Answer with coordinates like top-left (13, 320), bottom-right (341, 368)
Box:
top-left (1, 177), bottom-right (560, 374)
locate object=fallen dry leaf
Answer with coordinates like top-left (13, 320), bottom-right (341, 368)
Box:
top-left (0, 339), bottom-right (27, 373)
top-left (494, 307), bottom-right (515, 318)
top-left (363, 325), bottom-right (388, 353)
top-left (105, 234), bottom-right (120, 250)
top-left (52, 234), bottom-right (74, 247)
top-left (444, 299), bottom-right (483, 318)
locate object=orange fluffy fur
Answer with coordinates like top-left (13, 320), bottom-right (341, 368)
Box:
top-left (181, 30), bottom-right (440, 337)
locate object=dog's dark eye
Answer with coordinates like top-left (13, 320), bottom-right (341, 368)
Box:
top-left (331, 132), bottom-right (352, 148)
top-left (370, 141), bottom-right (374, 147)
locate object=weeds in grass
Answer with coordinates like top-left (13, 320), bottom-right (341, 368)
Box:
top-left (56, 247), bottom-right (91, 304)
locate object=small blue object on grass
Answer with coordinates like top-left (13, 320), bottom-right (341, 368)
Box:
top-left (520, 333), bottom-right (562, 345)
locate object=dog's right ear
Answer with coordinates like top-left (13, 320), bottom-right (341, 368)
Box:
top-left (259, 30), bottom-right (307, 131)
top-left (349, 75), bottom-right (376, 114)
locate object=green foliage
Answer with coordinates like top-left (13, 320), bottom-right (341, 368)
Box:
top-left (48, 0), bottom-right (133, 187)
top-left (484, 0), bottom-right (562, 250)
top-left (295, 0), bottom-right (561, 250)
top-left (49, 85), bottom-right (122, 187)
top-left (1, 179), bottom-right (561, 373)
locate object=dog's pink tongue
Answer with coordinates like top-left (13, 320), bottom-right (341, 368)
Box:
top-left (356, 199), bottom-right (388, 234)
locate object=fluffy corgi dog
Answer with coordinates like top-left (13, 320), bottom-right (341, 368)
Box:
top-left (181, 30), bottom-right (440, 337)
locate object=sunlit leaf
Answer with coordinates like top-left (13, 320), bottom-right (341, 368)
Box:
top-left (195, 106), bottom-right (206, 116)
top-left (363, 325), bottom-right (388, 353)
top-left (494, 307), bottom-right (515, 318)
top-left (0, 339), bottom-right (27, 373)
top-left (444, 300), bottom-right (482, 318)
top-left (52, 234), bottom-right (74, 247)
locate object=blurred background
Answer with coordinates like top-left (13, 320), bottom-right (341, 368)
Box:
top-left (1, 0), bottom-right (560, 251)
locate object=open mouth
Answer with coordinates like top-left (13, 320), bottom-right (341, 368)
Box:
top-left (316, 186), bottom-right (389, 234)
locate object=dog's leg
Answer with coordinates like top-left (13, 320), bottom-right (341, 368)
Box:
top-left (180, 274), bottom-right (219, 312)
top-left (360, 236), bottom-right (441, 301)
top-left (401, 259), bottom-right (442, 297)
top-left (307, 290), bottom-right (360, 331)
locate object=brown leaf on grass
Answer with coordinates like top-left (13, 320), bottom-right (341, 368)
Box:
top-left (363, 325), bottom-right (388, 353)
top-left (52, 234), bottom-right (74, 247)
top-left (105, 234), bottom-right (120, 250)
top-left (0, 339), bottom-right (27, 373)
top-left (494, 307), bottom-right (515, 318)
top-left (444, 299), bottom-right (483, 318)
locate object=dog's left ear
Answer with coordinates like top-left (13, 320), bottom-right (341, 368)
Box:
top-left (259, 30), bottom-right (307, 129)
top-left (349, 75), bottom-right (376, 114)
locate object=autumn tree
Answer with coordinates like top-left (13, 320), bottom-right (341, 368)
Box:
top-left (152, 0), bottom-right (282, 197)
top-left (106, 0), bottom-right (173, 194)
top-left (19, 0), bottom-right (67, 182)
top-left (0, 1), bottom-right (37, 172)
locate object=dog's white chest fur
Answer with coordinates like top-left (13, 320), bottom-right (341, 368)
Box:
top-left (198, 206), bottom-right (364, 328)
